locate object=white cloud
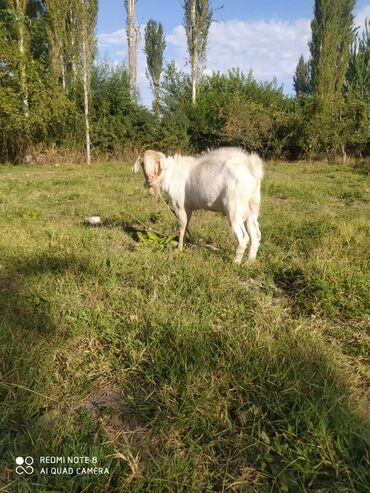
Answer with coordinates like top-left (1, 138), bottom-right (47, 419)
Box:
top-left (97, 19), bottom-right (312, 100)
top-left (98, 28), bottom-right (126, 47)
top-left (97, 27), bottom-right (152, 107)
top-left (356, 4), bottom-right (370, 30)
top-left (97, 3), bottom-right (370, 105)
top-left (166, 18), bottom-right (311, 93)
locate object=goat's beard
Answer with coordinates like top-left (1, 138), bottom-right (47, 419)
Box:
top-left (144, 180), bottom-right (160, 198)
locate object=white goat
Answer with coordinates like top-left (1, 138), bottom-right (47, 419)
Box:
top-left (132, 148), bottom-right (264, 263)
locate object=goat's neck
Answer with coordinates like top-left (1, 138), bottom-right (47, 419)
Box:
top-left (159, 164), bottom-right (175, 196)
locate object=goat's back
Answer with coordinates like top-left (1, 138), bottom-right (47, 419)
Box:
top-left (198, 148), bottom-right (264, 182)
top-left (173, 148), bottom-right (263, 212)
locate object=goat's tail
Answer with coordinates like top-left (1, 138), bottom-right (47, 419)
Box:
top-left (246, 153), bottom-right (264, 183)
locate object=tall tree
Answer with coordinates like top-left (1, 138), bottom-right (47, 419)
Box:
top-left (346, 19), bottom-right (370, 101)
top-left (144, 19), bottom-right (166, 111)
top-left (309, 0), bottom-right (356, 100)
top-left (9, 0), bottom-right (29, 115)
top-left (293, 55), bottom-right (311, 96)
top-left (45, 0), bottom-right (82, 98)
top-left (79, 0), bottom-right (97, 165)
top-left (0, 0), bottom-right (73, 162)
top-left (45, 0), bottom-right (68, 91)
top-left (183, 0), bottom-right (212, 104)
top-left (124, 0), bottom-right (140, 100)
top-left (65, 1), bottom-right (81, 98)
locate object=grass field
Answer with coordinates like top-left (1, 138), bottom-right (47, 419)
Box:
top-left (0, 160), bottom-right (369, 492)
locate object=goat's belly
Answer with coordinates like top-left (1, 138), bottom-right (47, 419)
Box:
top-left (184, 179), bottom-right (227, 211)
top-left (188, 195), bottom-right (225, 212)
top-left (205, 199), bottom-right (224, 211)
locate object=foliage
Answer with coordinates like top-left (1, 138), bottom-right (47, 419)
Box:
top-left (342, 91), bottom-right (370, 156)
top-left (137, 230), bottom-right (177, 249)
top-left (0, 0), bottom-right (96, 163)
top-left (159, 68), bottom-right (298, 159)
top-left (183, 0), bottom-right (213, 103)
top-left (144, 19), bottom-right (166, 111)
top-left (0, 0), bottom-right (369, 162)
top-left (338, 17), bottom-right (370, 157)
top-left (90, 63), bottom-right (158, 154)
top-left (158, 61), bottom-right (192, 152)
top-left (0, 5), bottom-right (74, 162)
top-left (310, 0), bottom-right (356, 100)
top-left (346, 19), bottom-right (370, 102)
top-left (293, 54), bottom-right (311, 96)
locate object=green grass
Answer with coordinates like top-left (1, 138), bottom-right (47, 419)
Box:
top-left (0, 160), bottom-right (369, 492)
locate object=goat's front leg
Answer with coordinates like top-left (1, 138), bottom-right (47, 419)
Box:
top-left (177, 208), bottom-right (190, 251)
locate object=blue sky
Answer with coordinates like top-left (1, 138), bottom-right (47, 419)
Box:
top-left (96, 0), bottom-right (370, 106)
top-left (97, 0), bottom-right (316, 33)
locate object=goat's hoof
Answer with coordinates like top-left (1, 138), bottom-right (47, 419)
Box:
top-left (233, 258), bottom-right (242, 265)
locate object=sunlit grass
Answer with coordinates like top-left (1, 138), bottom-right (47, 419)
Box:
top-left (0, 160), bottom-right (369, 492)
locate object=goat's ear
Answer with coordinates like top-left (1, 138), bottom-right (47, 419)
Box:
top-left (132, 155), bottom-right (142, 173)
top-left (158, 152), bottom-right (167, 171)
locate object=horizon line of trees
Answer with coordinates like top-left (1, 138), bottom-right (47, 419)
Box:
top-left (0, 0), bottom-right (369, 164)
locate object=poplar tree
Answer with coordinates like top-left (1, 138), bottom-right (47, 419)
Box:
top-left (0, 0), bottom-right (70, 162)
top-left (309, 0), bottom-right (356, 100)
top-left (46, 0), bottom-right (68, 91)
top-left (144, 19), bottom-right (166, 111)
top-left (45, 0), bottom-right (82, 98)
top-left (293, 55), bottom-right (311, 96)
top-left (125, 0), bottom-right (140, 100)
top-left (65, 1), bottom-right (81, 98)
top-left (346, 19), bottom-right (370, 101)
top-left (9, 0), bottom-right (29, 115)
top-left (79, 0), bottom-right (97, 165)
top-left (183, 0), bottom-right (212, 104)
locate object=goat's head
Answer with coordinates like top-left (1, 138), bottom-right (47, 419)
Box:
top-left (132, 150), bottom-right (166, 197)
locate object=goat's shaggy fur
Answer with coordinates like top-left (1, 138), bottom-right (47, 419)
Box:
top-left (132, 147), bottom-right (264, 263)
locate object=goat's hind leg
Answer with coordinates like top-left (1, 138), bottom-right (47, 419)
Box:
top-left (245, 215), bottom-right (260, 262)
top-left (230, 216), bottom-right (249, 264)
top-left (249, 196), bottom-right (261, 241)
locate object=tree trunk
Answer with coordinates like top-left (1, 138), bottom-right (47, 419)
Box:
top-left (126, 0), bottom-right (139, 100)
top-left (153, 83), bottom-right (159, 112)
top-left (191, 53), bottom-right (197, 104)
top-left (16, 0), bottom-right (29, 116)
top-left (190, 0), bottom-right (197, 104)
top-left (60, 42), bottom-right (66, 92)
top-left (69, 5), bottom-right (77, 97)
top-left (82, 36), bottom-right (91, 165)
